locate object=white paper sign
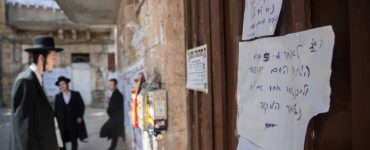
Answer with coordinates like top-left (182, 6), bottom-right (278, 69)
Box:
top-left (242, 0), bottom-right (283, 40)
top-left (43, 67), bottom-right (71, 97)
top-left (237, 26), bottom-right (335, 150)
top-left (186, 45), bottom-right (208, 93)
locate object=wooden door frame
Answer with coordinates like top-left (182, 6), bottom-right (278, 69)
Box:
top-left (350, 0), bottom-right (370, 149)
top-left (186, 0), bottom-right (315, 149)
top-left (184, 0), bottom-right (214, 149)
top-left (184, 0), bottom-right (227, 149)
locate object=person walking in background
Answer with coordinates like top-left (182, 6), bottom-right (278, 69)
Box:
top-left (9, 36), bottom-right (64, 150)
top-left (100, 79), bottom-right (125, 150)
top-left (54, 76), bottom-right (88, 150)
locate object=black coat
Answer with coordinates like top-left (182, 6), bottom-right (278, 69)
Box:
top-left (9, 69), bottom-right (59, 150)
top-left (54, 91), bottom-right (88, 142)
top-left (100, 89), bottom-right (124, 138)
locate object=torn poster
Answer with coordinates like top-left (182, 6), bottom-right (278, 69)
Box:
top-left (237, 26), bottom-right (335, 150)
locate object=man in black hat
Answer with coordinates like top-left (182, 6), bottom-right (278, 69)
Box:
top-left (54, 76), bottom-right (88, 150)
top-left (9, 35), bottom-right (64, 150)
top-left (100, 79), bottom-right (125, 150)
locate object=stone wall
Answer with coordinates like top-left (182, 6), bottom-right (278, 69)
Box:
top-left (0, 0), bottom-right (20, 106)
top-left (1, 0), bottom-right (116, 107)
top-left (0, 39), bottom-right (24, 107)
top-left (0, 13), bottom-right (114, 107)
top-left (0, 0), bottom-right (5, 24)
top-left (116, 0), bottom-right (188, 149)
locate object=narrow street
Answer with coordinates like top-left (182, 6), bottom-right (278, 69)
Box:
top-left (1, 0), bottom-right (370, 149)
top-left (0, 107), bottom-right (126, 150)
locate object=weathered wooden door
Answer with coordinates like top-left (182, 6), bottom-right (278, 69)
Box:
top-left (223, 0), bottom-right (353, 149)
top-left (186, 0), bottom-right (369, 149)
top-left (185, 0), bottom-right (226, 149)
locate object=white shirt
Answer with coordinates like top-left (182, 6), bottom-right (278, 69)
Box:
top-left (29, 64), bottom-right (43, 86)
top-left (63, 91), bottom-right (71, 104)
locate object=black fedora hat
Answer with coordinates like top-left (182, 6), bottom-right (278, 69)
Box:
top-left (55, 76), bottom-right (71, 86)
top-left (25, 35), bottom-right (63, 53)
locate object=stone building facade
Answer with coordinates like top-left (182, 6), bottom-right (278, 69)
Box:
top-left (0, 0), bottom-right (115, 107)
top-left (115, 0), bottom-right (188, 149)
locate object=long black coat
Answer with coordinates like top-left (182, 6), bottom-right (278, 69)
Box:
top-left (100, 89), bottom-right (124, 138)
top-left (54, 91), bottom-right (88, 142)
top-left (9, 69), bottom-right (59, 150)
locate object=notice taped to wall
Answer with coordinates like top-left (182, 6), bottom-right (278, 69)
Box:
top-left (237, 26), bottom-right (335, 150)
top-left (186, 44), bottom-right (208, 93)
top-left (242, 0), bottom-right (283, 40)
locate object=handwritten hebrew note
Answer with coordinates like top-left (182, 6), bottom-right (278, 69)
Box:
top-left (242, 0), bottom-right (283, 40)
top-left (237, 26), bottom-right (335, 150)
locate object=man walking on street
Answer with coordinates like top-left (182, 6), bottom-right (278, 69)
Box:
top-left (100, 79), bottom-right (125, 150)
top-left (54, 76), bottom-right (88, 150)
top-left (9, 36), bottom-right (64, 150)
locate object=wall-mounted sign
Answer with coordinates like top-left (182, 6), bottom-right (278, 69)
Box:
top-left (186, 44), bottom-right (208, 93)
top-left (242, 0), bottom-right (283, 40)
top-left (148, 90), bottom-right (167, 120)
top-left (237, 26), bottom-right (335, 150)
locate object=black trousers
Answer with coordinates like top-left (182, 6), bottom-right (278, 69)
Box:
top-left (61, 126), bottom-right (78, 150)
top-left (109, 136), bottom-right (124, 150)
